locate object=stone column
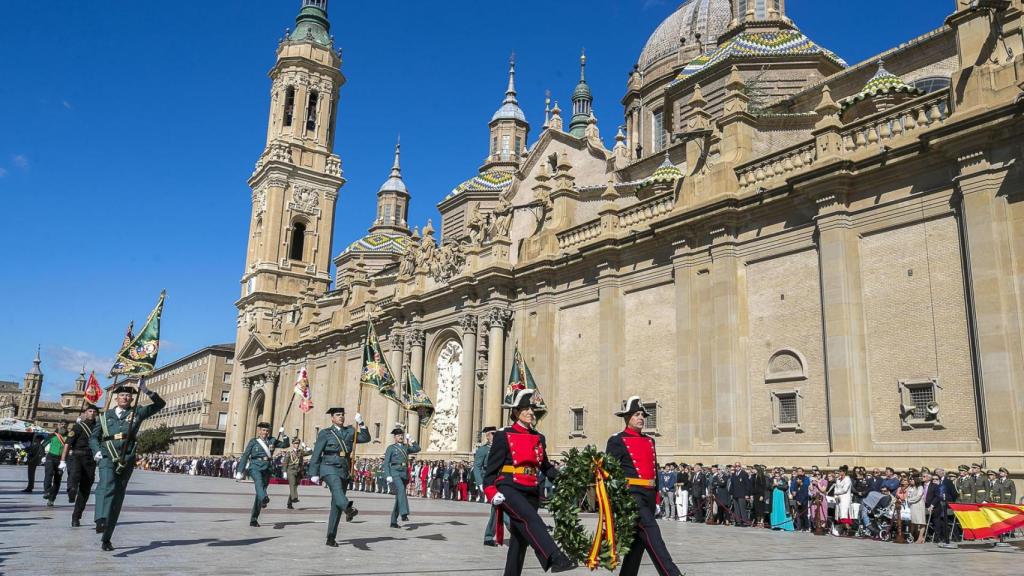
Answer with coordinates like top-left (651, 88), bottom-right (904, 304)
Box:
top-left (709, 224), bottom-right (747, 453)
top-left (814, 189), bottom-right (872, 456)
top-left (483, 308), bottom-right (512, 427)
top-left (457, 314), bottom-right (479, 453)
top-left (407, 330), bottom-right (425, 443)
top-left (233, 378), bottom-right (252, 455)
top-left (387, 331), bottom-right (404, 437)
top-left (266, 370), bottom-right (280, 429)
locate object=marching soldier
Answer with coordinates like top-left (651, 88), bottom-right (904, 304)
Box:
top-left (474, 425), bottom-right (499, 546)
top-left (605, 396), bottom-right (683, 576)
top-left (42, 422), bottom-right (69, 506)
top-left (384, 427), bottom-right (420, 528)
top-left (59, 404), bottom-right (99, 527)
top-left (235, 422), bottom-right (290, 526)
top-left (89, 382), bottom-right (166, 551)
top-left (992, 467), bottom-right (1016, 504)
top-left (284, 438), bottom-right (310, 509)
top-left (309, 407), bottom-right (370, 547)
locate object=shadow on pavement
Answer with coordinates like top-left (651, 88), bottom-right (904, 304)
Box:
top-left (113, 536), bottom-right (281, 557)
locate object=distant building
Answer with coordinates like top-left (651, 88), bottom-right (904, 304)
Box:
top-left (0, 380), bottom-right (20, 418)
top-left (4, 350), bottom-right (90, 431)
top-left (139, 344), bottom-right (235, 456)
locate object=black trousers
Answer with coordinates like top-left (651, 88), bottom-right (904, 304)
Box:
top-left (498, 485), bottom-right (560, 576)
top-left (25, 462), bottom-right (39, 490)
top-left (620, 489), bottom-right (682, 576)
top-left (43, 458), bottom-right (63, 501)
top-left (732, 496), bottom-right (750, 525)
top-left (693, 494), bottom-right (706, 521)
top-left (67, 455), bottom-right (96, 520)
top-left (793, 501), bottom-right (809, 531)
top-left (931, 502), bottom-right (950, 543)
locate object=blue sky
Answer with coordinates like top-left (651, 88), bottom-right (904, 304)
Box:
top-left (0, 0), bottom-right (950, 400)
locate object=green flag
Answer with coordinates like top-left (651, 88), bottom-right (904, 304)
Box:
top-left (360, 321), bottom-right (400, 405)
top-left (402, 367), bottom-right (434, 427)
top-left (110, 291), bottom-right (165, 377)
top-left (505, 344), bottom-right (547, 418)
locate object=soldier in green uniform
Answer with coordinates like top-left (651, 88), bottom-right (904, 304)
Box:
top-left (473, 425), bottom-right (499, 546)
top-left (309, 407), bottom-right (370, 547)
top-left (992, 467), bottom-right (1016, 505)
top-left (88, 383), bottom-right (166, 551)
top-left (384, 427), bottom-right (420, 528)
top-left (971, 463), bottom-right (990, 503)
top-left (284, 438), bottom-right (311, 509)
top-left (235, 422), bottom-right (290, 526)
top-left (957, 464), bottom-right (974, 504)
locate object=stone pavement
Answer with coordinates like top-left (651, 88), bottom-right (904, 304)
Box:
top-left (1, 465), bottom-right (1021, 576)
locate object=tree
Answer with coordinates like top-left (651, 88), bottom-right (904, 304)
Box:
top-left (136, 424), bottom-right (173, 454)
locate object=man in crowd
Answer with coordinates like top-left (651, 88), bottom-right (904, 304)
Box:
top-left (730, 461), bottom-right (752, 527)
top-left (284, 438), bottom-right (309, 509)
top-left (789, 467), bottom-right (810, 531)
top-left (60, 404), bottom-right (99, 526)
top-left (658, 463), bottom-right (678, 521)
top-left (473, 425), bottom-right (499, 546)
top-left (20, 435), bottom-right (45, 493)
top-left (926, 467), bottom-right (958, 547)
top-left (992, 467), bottom-right (1016, 504)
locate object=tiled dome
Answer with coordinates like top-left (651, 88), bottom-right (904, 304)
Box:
top-left (637, 0), bottom-right (733, 72)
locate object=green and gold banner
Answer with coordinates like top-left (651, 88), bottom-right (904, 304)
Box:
top-left (109, 291), bottom-right (165, 377)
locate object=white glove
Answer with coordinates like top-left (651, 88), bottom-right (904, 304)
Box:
top-left (492, 492), bottom-right (505, 506)
top-left (311, 476), bottom-right (320, 484)
top-left (58, 461), bottom-right (67, 471)
top-left (354, 412), bottom-right (363, 425)
top-left (301, 442), bottom-right (307, 449)
top-left (387, 476), bottom-right (393, 483)
top-left (405, 434), bottom-right (412, 443)
top-left (283, 472), bottom-right (288, 480)
top-left (656, 504), bottom-right (662, 516)
top-left (41, 456), bottom-right (47, 465)
top-left (234, 472), bottom-right (243, 480)
top-left (94, 452), bottom-right (103, 462)
top-left (278, 427), bottom-right (285, 434)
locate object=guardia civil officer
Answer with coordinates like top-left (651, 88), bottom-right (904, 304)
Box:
top-left (383, 427), bottom-right (420, 528)
top-left (482, 389), bottom-right (575, 575)
top-left (235, 422), bottom-right (290, 526)
top-left (605, 396), bottom-right (683, 576)
top-left (89, 382), bottom-right (166, 551)
top-left (309, 407), bottom-right (370, 547)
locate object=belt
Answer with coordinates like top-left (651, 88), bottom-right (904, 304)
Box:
top-left (501, 465), bottom-right (538, 476)
top-left (627, 477), bottom-right (657, 488)
top-left (102, 433), bottom-right (126, 441)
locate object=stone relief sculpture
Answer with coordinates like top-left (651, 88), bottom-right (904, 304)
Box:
top-left (488, 196), bottom-right (514, 240)
top-left (465, 202), bottom-right (486, 247)
top-left (290, 185), bottom-right (321, 215)
top-left (427, 340), bottom-right (463, 452)
top-left (399, 219), bottom-right (467, 283)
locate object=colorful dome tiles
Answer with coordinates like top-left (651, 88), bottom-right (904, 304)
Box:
top-left (343, 232), bottom-right (410, 255)
top-left (672, 30), bottom-right (846, 84)
top-left (445, 169), bottom-right (516, 200)
top-left (839, 60), bottom-right (924, 110)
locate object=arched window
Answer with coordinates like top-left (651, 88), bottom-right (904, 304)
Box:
top-left (910, 76), bottom-right (951, 94)
top-left (306, 90), bottom-right (319, 133)
top-left (289, 222), bottom-right (306, 261)
top-left (283, 87), bottom-right (295, 127)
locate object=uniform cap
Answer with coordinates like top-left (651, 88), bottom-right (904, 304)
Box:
top-left (481, 426), bottom-right (497, 434)
top-left (390, 427), bottom-right (404, 436)
top-left (326, 407), bottom-right (345, 415)
top-left (256, 421), bottom-right (272, 429)
top-left (112, 384), bottom-right (138, 395)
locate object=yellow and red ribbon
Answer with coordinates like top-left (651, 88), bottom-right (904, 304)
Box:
top-left (587, 457), bottom-right (618, 570)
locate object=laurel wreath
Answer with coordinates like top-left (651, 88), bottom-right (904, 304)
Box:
top-left (549, 445), bottom-right (639, 570)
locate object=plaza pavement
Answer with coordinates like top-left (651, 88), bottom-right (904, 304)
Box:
top-left (1, 465), bottom-right (1021, 576)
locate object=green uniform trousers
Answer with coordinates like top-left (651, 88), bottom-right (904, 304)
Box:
top-left (287, 471), bottom-right (301, 502)
top-left (324, 474), bottom-right (351, 540)
top-left (391, 478), bottom-right (410, 524)
top-left (96, 461), bottom-right (134, 542)
top-left (250, 468), bottom-right (271, 522)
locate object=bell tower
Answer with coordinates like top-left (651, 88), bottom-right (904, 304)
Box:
top-left (229, 0), bottom-right (345, 453)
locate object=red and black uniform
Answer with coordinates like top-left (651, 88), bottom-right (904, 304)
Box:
top-left (606, 428), bottom-right (682, 576)
top-left (483, 422), bottom-right (561, 576)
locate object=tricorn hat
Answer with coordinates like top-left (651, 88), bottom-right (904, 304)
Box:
top-left (112, 384), bottom-right (138, 395)
top-left (502, 389), bottom-right (546, 419)
top-left (614, 396), bottom-right (649, 418)
top-left (390, 427), bottom-right (404, 436)
top-left (256, 421), bottom-right (271, 429)
top-left (481, 426), bottom-right (497, 434)
top-left (326, 407), bottom-right (345, 415)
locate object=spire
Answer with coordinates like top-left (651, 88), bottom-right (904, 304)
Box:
top-left (543, 89), bottom-right (552, 129)
top-left (504, 53), bottom-right (518, 104)
top-left (29, 345), bottom-right (42, 376)
top-left (289, 0), bottom-right (332, 47)
top-left (570, 48), bottom-right (594, 138)
top-left (491, 54), bottom-right (527, 123)
top-left (378, 135), bottom-right (407, 194)
top-left (390, 135), bottom-right (402, 178)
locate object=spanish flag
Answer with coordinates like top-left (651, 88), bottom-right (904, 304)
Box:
top-left (950, 503), bottom-right (1024, 540)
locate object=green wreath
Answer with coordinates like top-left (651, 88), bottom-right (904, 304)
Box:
top-left (549, 445), bottom-right (639, 570)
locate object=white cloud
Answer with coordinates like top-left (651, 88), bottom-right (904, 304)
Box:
top-left (48, 346), bottom-right (114, 376)
top-left (12, 155), bottom-right (28, 169)
top-left (0, 167), bottom-right (7, 178)
top-left (62, 100), bottom-right (72, 110)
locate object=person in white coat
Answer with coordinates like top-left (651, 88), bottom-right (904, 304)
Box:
top-left (833, 465), bottom-right (853, 536)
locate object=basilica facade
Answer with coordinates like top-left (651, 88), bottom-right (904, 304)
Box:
top-left (226, 0), bottom-right (1024, 473)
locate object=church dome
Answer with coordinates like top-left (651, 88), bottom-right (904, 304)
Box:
top-left (343, 232), bottom-right (410, 255)
top-left (637, 0), bottom-right (733, 73)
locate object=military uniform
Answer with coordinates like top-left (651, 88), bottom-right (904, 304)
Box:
top-left (957, 466), bottom-right (974, 504)
top-left (474, 426), bottom-right (499, 545)
top-left (284, 443), bottom-right (311, 508)
top-left (991, 468), bottom-right (1016, 504)
top-left (383, 429), bottom-right (421, 527)
top-left (606, 396), bottom-right (683, 576)
top-left (88, 387), bottom-right (165, 549)
top-left (972, 472), bottom-right (991, 503)
top-left (237, 426), bottom-right (289, 526)
top-left (42, 429), bottom-right (67, 504)
top-left (309, 409), bottom-right (371, 545)
top-left (64, 418), bottom-right (98, 526)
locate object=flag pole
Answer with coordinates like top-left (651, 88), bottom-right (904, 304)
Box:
top-left (350, 322), bottom-right (371, 477)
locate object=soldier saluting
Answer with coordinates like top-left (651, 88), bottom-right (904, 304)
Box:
top-left (235, 422), bottom-right (289, 526)
top-left (383, 427), bottom-right (420, 528)
top-left (309, 407), bottom-right (370, 547)
top-left (605, 396), bottom-right (683, 576)
top-left (89, 382), bottom-right (165, 551)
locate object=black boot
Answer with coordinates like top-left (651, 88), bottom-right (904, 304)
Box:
top-left (326, 538), bottom-right (338, 547)
top-left (46, 499), bottom-right (54, 507)
top-left (95, 519), bottom-right (106, 534)
top-left (390, 522), bottom-right (400, 528)
top-left (71, 518), bottom-right (81, 528)
top-left (250, 520), bottom-right (260, 527)
top-left (20, 488), bottom-right (32, 493)
top-left (101, 540), bottom-right (114, 552)
top-left (401, 514), bottom-right (409, 521)
top-left (549, 552), bottom-right (577, 573)
top-left (287, 501), bottom-right (294, 509)
top-left (262, 496), bottom-right (270, 508)
top-left (345, 505), bottom-right (358, 522)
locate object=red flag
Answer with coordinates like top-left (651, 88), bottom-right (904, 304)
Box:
top-left (84, 371), bottom-right (103, 404)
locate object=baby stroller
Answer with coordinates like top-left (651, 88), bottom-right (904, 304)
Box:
top-left (859, 492), bottom-right (895, 541)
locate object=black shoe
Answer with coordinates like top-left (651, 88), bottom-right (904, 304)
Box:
top-left (549, 553), bottom-right (577, 573)
top-left (95, 519), bottom-right (106, 534)
top-left (390, 522), bottom-right (400, 528)
top-left (20, 488), bottom-right (32, 493)
top-left (287, 502), bottom-right (294, 509)
top-left (101, 540), bottom-right (114, 552)
top-left (262, 496), bottom-right (270, 508)
top-left (71, 519), bottom-right (81, 528)
top-left (483, 540), bottom-right (497, 547)
top-left (326, 538), bottom-right (338, 547)
top-left (45, 499), bottom-right (54, 507)
top-left (401, 514), bottom-right (409, 521)
top-left (293, 498), bottom-right (299, 503)
top-left (345, 507), bottom-right (358, 522)
top-left (250, 520), bottom-right (260, 527)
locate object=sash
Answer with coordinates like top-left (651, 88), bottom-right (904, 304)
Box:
top-left (256, 438), bottom-right (273, 459)
top-left (329, 428), bottom-right (351, 458)
top-left (98, 412), bottom-right (122, 466)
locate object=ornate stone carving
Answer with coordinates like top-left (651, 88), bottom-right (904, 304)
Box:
top-left (408, 220), bottom-right (467, 282)
top-left (290, 185), bottom-right (321, 215)
top-left (406, 329), bottom-right (425, 348)
top-left (388, 331), bottom-right (404, 349)
top-left (487, 196), bottom-right (513, 240)
top-left (253, 187), bottom-right (267, 218)
top-left (465, 202), bottom-right (486, 247)
top-left (459, 314), bottom-right (479, 335)
top-left (427, 340), bottom-right (463, 452)
top-left (483, 307), bottom-right (512, 330)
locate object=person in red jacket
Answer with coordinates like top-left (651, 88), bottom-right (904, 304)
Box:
top-left (483, 389), bottom-right (575, 575)
top-left (605, 396), bottom-right (683, 576)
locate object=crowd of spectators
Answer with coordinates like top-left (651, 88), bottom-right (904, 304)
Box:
top-left (138, 455), bottom-right (240, 478)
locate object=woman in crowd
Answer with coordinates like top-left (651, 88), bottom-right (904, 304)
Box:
top-left (834, 465), bottom-right (853, 536)
top-left (769, 468), bottom-right (794, 531)
top-left (751, 465), bottom-right (768, 528)
top-left (809, 469), bottom-right (829, 534)
top-left (906, 476), bottom-right (926, 543)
